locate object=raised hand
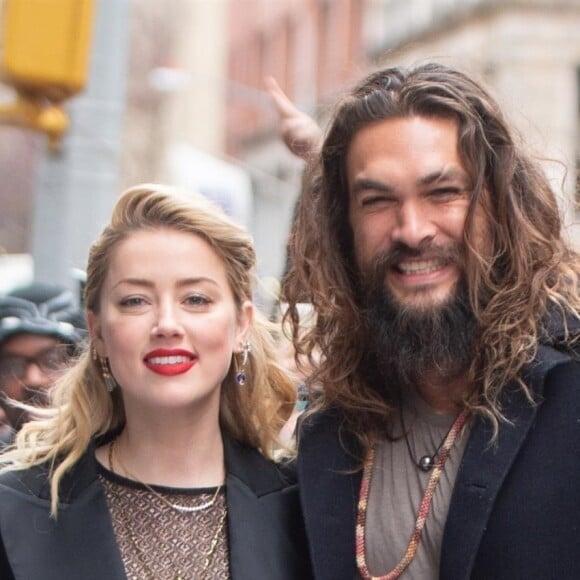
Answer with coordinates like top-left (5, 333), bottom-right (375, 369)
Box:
top-left (265, 76), bottom-right (323, 160)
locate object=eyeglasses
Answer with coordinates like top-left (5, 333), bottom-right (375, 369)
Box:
top-left (0, 345), bottom-right (73, 380)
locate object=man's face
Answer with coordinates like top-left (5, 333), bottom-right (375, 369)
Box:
top-left (0, 334), bottom-right (69, 429)
top-left (347, 115), bottom-right (485, 312)
top-left (346, 115), bottom-right (487, 387)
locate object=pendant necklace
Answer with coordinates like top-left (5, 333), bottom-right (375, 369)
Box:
top-left (356, 407), bottom-right (470, 580)
top-left (399, 405), bottom-right (459, 472)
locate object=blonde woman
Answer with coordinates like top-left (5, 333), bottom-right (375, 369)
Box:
top-left (0, 185), bottom-right (313, 579)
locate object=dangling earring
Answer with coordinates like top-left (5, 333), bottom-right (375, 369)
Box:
top-left (235, 340), bottom-right (252, 386)
top-left (98, 355), bottom-right (117, 392)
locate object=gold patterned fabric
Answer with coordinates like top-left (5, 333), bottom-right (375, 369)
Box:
top-left (98, 467), bottom-right (230, 580)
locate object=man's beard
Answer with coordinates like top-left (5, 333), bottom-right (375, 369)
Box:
top-left (361, 243), bottom-right (477, 393)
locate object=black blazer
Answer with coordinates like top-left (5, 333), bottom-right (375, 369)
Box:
top-left (0, 435), bottom-right (313, 580)
top-left (298, 345), bottom-right (580, 580)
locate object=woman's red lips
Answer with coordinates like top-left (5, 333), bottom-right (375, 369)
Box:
top-left (144, 349), bottom-right (196, 376)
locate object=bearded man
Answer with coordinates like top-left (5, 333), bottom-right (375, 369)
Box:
top-left (282, 63), bottom-right (580, 579)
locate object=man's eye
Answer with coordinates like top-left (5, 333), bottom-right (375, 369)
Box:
top-left (361, 195), bottom-right (395, 207)
top-left (41, 347), bottom-right (70, 369)
top-left (430, 187), bottom-right (464, 199)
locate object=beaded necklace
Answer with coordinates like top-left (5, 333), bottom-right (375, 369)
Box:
top-left (355, 407), bottom-right (470, 580)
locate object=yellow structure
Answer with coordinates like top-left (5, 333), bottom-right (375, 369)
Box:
top-left (0, 0), bottom-right (96, 149)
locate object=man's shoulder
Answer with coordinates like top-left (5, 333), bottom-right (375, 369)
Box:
top-left (541, 348), bottom-right (580, 386)
top-left (525, 343), bottom-right (580, 404)
top-left (297, 406), bottom-right (361, 458)
top-left (298, 406), bottom-right (345, 437)
top-left (534, 342), bottom-right (580, 375)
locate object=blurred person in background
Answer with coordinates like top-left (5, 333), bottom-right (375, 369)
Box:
top-left (0, 283), bottom-right (85, 445)
top-left (276, 302), bottom-right (316, 443)
top-left (0, 184), bottom-right (313, 579)
top-left (281, 63), bottom-right (580, 579)
top-left (0, 409), bottom-right (10, 443)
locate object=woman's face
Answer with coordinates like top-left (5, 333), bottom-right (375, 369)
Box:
top-left (88, 228), bottom-right (252, 421)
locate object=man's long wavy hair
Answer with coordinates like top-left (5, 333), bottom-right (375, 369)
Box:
top-left (283, 62), bottom-right (580, 451)
top-left (1, 185), bottom-right (296, 515)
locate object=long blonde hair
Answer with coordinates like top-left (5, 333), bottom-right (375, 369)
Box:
top-left (2, 184), bottom-right (296, 514)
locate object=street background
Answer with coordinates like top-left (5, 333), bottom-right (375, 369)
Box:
top-left (0, 0), bottom-right (578, 315)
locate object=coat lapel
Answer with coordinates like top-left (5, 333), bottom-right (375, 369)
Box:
top-left (297, 409), bottom-right (362, 580)
top-left (224, 436), bottom-right (312, 580)
top-left (441, 346), bottom-right (570, 579)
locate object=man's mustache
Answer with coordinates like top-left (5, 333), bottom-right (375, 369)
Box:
top-left (372, 239), bottom-right (466, 272)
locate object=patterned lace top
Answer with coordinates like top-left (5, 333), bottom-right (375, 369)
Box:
top-left (98, 465), bottom-right (230, 580)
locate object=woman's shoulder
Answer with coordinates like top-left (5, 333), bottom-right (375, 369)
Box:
top-left (0, 445), bottom-right (97, 502)
top-left (223, 435), bottom-right (298, 495)
top-left (0, 463), bottom-right (51, 499)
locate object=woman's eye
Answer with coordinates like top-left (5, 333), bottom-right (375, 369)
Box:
top-left (185, 294), bottom-right (210, 307)
top-left (119, 296), bottom-right (146, 307)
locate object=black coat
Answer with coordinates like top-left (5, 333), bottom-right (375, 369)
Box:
top-left (0, 435), bottom-right (313, 580)
top-left (297, 344), bottom-right (580, 580)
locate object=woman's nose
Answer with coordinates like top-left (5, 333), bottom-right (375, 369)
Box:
top-left (151, 305), bottom-right (184, 337)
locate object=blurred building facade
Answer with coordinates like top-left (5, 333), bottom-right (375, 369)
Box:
top-left (121, 0), bottom-right (231, 186)
top-left (1, 0), bottom-right (578, 295)
top-left (122, 0), bottom-right (255, 241)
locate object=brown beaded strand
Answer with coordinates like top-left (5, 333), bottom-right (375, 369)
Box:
top-left (356, 408), bottom-right (470, 580)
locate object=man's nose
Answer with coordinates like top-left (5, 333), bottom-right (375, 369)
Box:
top-left (21, 361), bottom-right (50, 388)
top-left (390, 201), bottom-right (436, 248)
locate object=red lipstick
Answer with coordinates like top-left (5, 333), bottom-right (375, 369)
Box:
top-left (144, 349), bottom-right (196, 376)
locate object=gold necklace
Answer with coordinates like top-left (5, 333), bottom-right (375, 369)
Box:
top-left (114, 483), bottom-right (227, 580)
top-left (108, 438), bottom-right (227, 580)
top-left (109, 438), bottom-right (223, 513)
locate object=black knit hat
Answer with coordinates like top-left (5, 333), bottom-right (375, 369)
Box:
top-left (0, 283), bottom-right (86, 346)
